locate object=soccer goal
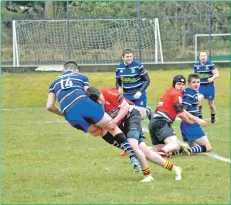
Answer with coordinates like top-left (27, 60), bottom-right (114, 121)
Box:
top-left (194, 33), bottom-right (230, 62)
top-left (12, 18), bottom-right (163, 66)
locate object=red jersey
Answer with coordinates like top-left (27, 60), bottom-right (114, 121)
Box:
top-left (155, 86), bottom-right (183, 121)
top-left (100, 88), bottom-right (129, 124)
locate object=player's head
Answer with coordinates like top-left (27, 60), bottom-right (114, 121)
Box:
top-left (172, 75), bottom-right (186, 92)
top-left (63, 61), bottom-right (79, 72)
top-left (86, 87), bottom-right (105, 105)
top-left (199, 51), bottom-right (208, 64)
top-left (122, 48), bottom-right (133, 65)
top-left (188, 73), bottom-right (200, 91)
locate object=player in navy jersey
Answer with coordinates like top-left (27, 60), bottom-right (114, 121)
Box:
top-left (116, 48), bottom-right (150, 108)
top-left (46, 61), bottom-right (138, 167)
top-left (193, 51), bottom-right (219, 123)
top-left (181, 73), bottom-right (212, 155)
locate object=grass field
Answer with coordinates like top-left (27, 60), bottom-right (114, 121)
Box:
top-left (2, 69), bottom-right (230, 204)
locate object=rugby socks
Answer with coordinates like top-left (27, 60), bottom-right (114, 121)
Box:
top-left (163, 161), bottom-right (173, 171)
top-left (114, 133), bottom-right (135, 158)
top-left (102, 133), bottom-right (121, 148)
top-left (188, 145), bottom-right (207, 153)
top-left (211, 113), bottom-right (216, 123)
top-left (171, 150), bottom-right (181, 156)
top-left (198, 106), bottom-right (203, 119)
top-left (142, 167), bottom-right (151, 176)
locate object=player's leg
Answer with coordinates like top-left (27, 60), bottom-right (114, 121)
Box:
top-left (181, 122), bottom-right (211, 155)
top-left (123, 109), bottom-right (153, 182)
top-left (188, 136), bottom-right (212, 153)
top-left (134, 106), bottom-right (153, 121)
top-left (198, 93), bottom-right (204, 119)
top-left (208, 100), bottom-right (216, 124)
top-left (139, 142), bottom-right (182, 180)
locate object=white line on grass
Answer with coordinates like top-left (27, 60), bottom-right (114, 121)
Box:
top-left (143, 128), bottom-right (230, 164)
top-left (2, 112), bottom-right (228, 164)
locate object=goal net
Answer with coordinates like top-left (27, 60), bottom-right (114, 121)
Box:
top-left (194, 33), bottom-right (230, 61)
top-left (12, 18), bottom-right (163, 66)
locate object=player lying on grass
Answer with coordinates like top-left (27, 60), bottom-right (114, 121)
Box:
top-left (46, 61), bottom-right (138, 170)
top-left (149, 75), bottom-right (207, 157)
top-left (86, 87), bottom-right (182, 181)
top-left (180, 73), bottom-right (212, 155)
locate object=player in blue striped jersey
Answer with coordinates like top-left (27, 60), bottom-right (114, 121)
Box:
top-left (181, 73), bottom-right (212, 155)
top-left (46, 61), bottom-right (138, 167)
top-left (116, 49), bottom-right (150, 108)
top-left (193, 51), bottom-right (219, 123)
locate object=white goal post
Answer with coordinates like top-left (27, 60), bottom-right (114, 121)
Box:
top-left (194, 33), bottom-right (230, 61)
top-left (12, 18), bottom-right (163, 67)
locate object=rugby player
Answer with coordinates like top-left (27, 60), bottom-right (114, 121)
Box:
top-left (86, 87), bottom-right (183, 181)
top-left (181, 73), bottom-right (212, 155)
top-left (193, 51), bottom-right (219, 123)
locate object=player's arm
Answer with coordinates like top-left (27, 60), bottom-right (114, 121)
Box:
top-left (116, 77), bottom-right (123, 94)
top-left (113, 99), bottom-right (130, 124)
top-left (183, 110), bottom-right (207, 127)
top-left (46, 93), bottom-right (64, 117)
top-left (209, 68), bottom-right (219, 82)
top-left (138, 72), bottom-right (150, 93)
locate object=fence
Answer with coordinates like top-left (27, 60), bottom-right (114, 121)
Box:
top-left (1, 1), bottom-right (230, 66)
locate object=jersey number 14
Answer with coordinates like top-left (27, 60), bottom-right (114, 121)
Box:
top-left (60, 78), bottom-right (73, 89)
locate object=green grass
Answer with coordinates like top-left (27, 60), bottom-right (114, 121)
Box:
top-left (2, 69), bottom-right (230, 204)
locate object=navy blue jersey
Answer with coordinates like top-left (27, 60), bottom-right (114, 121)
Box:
top-left (193, 61), bottom-right (216, 85)
top-left (182, 88), bottom-right (199, 117)
top-left (49, 71), bottom-right (89, 114)
top-left (116, 61), bottom-right (147, 95)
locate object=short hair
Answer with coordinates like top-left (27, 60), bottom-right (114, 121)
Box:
top-left (122, 48), bottom-right (132, 57)
top-left (172, 74), bottom-right (186, 87)
top-left (188, 73), bottom-right (200, 82)
top-left (86, 87), bottom-right (101, 102)
top-left (199, 50), bottom-right (207, 56)
top-left (63, 61), bottom-right (79, 72)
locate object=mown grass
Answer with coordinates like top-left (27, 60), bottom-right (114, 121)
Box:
top-left (2, 69), bottom-right (230, 204)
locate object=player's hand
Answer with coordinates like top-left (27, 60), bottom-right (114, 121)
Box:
top-left (106, 119), bottom-right (117, 131)
top-left (197, 119), bottom-right (207, 127)
top-left (133, 91), bottom-right (142, 99)
top-left (208, 78), bottom-right (214, 83)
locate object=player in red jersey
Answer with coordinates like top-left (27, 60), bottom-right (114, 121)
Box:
top-left (149, 75), bottom-right (206, 156)
top-left (86, 87), bottom-right (183, 181)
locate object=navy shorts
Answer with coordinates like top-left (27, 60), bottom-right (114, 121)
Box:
top-left (199, 84), bottom-right (215, 101)
top-left (149, 116), bottom-right (175, 145)
top-left (180, 121), bottom-right (205, 142)
top-left (65, 97), bottom-right (104, 133)
top-left (124, 92), bottom-right (147, 108)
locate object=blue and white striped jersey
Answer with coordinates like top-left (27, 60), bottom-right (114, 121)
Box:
top-left (182, 88), bottom-right (199, 117)
top-left (193, 61), bottom-right (216, 85)
top-left (49, 71), bottom-right (89, 114)
top-left (116, 61), bottom-right (147, 95)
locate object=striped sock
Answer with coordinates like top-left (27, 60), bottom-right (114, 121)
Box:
top-left (120, 140), bottom-right (135, 158)
top-left (189, 145), bottom-right (206, 153)
top-left (198, 106), bottom-right (203, 119)
top-left (211, 113), bottom-right (215, 123)
top-left (172, 150), bottom-right (181, 156)
top-left (142, 167), bottom-right (151, 176)
top-left (164, 161), bottom-right (174, 171)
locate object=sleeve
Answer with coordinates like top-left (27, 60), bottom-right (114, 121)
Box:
top-left (172, 92), bottom-right (184, 113)
top-left (210, 62), bottom-right (216, 70)
top-left (106, 89), bottom-right (125, 107)
top-left (138, 72), bottom-right (150, 92)
top-left (49, 81), bottom-right (55, 93)
top-left (139, 64), bottom-right (147, 76)
top-left (182, 92), bottom-right (193, 110)
top-left (116, 67), bottom-right (122, 89)
top-left (81, 74), bottom-right (90, 86)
